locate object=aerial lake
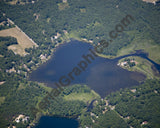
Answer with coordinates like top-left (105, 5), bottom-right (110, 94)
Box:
top-left (34, 116), bottom-right (79, 128)
top-left (30, 40), bottom-right (160, 128)
top-left (29, 40), bottom-right (146, 97)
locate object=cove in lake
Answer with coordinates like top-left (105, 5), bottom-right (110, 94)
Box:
top-left (34, 116), bottom-right (79, 128)
top-left (29, 40), bottom-right (149, 97)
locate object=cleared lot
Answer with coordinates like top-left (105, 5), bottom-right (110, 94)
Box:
top-left (0, 27), bottom-right (38, 56)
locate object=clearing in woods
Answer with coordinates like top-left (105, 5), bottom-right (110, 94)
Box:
top-left (0, 27), bottom-right (38, 56)
top-left (142, 0), bottom-right (158, 4)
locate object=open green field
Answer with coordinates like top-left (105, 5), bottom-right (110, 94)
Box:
top-left (58, 2), bottom-right (70, 11)
top-left (0, 97), bottom-right (5, 105)
top-left (64, 90), bottom-right (100, 103)
top-left (97, 30), bottom-right (160, 65)
top-left (117, 31), bottom-right (160, 64)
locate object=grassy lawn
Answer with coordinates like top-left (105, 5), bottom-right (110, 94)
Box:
top-left (67, 31), bottom-right (81, 41)
top-left (64, 90), bottom-right (100, 103)
top-left (96, 53), bottom-right (117, 59)
top-left (8, 44), bottom-right (26, 56)
top-left (58, 2), bottom-right (70, 10)
top-left (17, 83), bottom-right (26, 90)
top-left (0, 97), bottom-right (5, 105)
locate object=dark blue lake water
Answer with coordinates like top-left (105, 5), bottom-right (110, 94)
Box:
top-left (34, 116), bottom-right (79, 128)
top-left (29, 40), bottom-right (146, 97)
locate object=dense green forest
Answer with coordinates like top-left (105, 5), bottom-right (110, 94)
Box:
top-left (0, 0), bottom-right (160, 57)
top-left (79, 80), bottom-right (160, 128)
top-left (0, 0), bottom-right (160, 127)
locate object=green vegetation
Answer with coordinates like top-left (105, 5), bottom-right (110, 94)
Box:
top-left (0, 11), bottom-right (14, 30)
top-left (0, 0), bottom-right (160, 127)
top-left (93, 110), bottom-right (129, 128)
top-left (0, 79), bottom-right (47, 127)
top-left (108, 79), bottom-right (160, 128)
top-left (3, 0), bottom-right (38, 5)
top-left (117, 31), bottom-right (160, 64)
top-left (118, 56), bottom-right (160, 79)
top-left (0, 36), bottom-right (51, 127)
top-left (58, 2), bottom-right (70, 11)
top-left (64, 90), bottom-right (100, 103)
top-left (79, 79), bottom-right (160, 128)
top-left (46, 85), bottom-right (97, 118)
top-left (0, 0), bottom-right (159, 62)
top-left (0, 96), bottom-right (5, 105)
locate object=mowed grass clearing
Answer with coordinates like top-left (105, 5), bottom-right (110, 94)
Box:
top-left (63, 90), bottom-right (100, 103)
top-left (0, 27), bottom-right (38, 56)
top-left (0, 97), bottom-right (5, 105)
top-left (58, 2), bottom-right (70, 10)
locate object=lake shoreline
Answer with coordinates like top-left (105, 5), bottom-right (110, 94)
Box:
top-left (28, 40), bottom-right (160, 128)
top-left (29, 40), bottom-right (148, 97)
